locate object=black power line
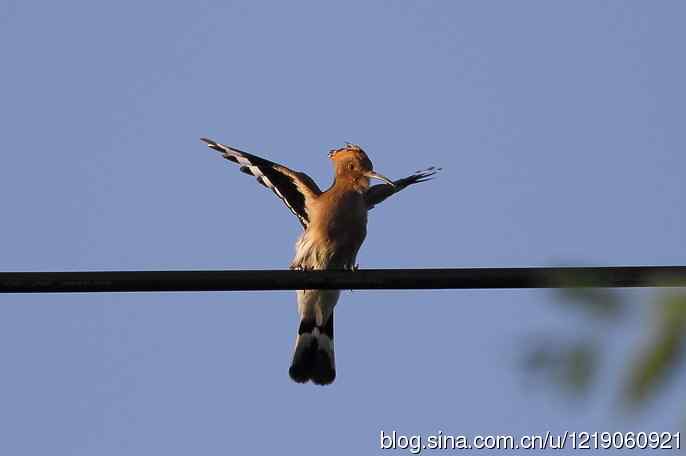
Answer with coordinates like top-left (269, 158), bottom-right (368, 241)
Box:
top-left (1, 266), bottom-right (685, 293)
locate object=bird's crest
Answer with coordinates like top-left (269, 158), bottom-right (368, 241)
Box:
top-left (328, 142), bottom-right (364, 158)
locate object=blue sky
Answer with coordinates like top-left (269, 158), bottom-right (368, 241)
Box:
top-left (1, 1), bottom-right (685, 454)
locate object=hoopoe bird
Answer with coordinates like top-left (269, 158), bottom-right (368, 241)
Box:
top-left (201, 138), bottom-right (439, 385)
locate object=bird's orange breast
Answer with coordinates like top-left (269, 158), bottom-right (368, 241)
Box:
top-left (303, 189), bottom-right (368, 269)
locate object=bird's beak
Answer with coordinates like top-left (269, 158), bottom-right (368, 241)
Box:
top-left (366, 171), bottom-right (396, 187)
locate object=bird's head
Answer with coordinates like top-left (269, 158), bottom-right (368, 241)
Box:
top-left (328, 143), bottom-right (395, 190)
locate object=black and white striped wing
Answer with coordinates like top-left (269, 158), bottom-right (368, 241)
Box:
top-left (365, 167), bottom-right (441, 210)
top-left (201, 138), bottom-right (321, 228)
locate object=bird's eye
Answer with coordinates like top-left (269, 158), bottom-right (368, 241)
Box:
top-left (348, 162), bottom-right (355, 171)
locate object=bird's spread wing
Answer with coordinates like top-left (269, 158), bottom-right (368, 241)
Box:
top-left (201, 138), bottom-right (321, 228)
top-left (365, 167), bottom-right (441, 210)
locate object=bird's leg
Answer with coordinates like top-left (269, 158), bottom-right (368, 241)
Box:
top-left (346, 264), bottom-right (360, 292)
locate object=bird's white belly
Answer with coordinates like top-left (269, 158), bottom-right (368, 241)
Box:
top-left (290, 220), bottom-right (367, 271)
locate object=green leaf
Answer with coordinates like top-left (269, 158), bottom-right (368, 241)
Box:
top-left (623, 293), bottom-right (686, 407)
top-left (522, 338), bottom-right (597, 396)
top-left (556, 287), bottom-right (625, 320)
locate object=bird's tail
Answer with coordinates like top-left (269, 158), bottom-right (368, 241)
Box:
top-left (289, 312), bottom-right (335, 385)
